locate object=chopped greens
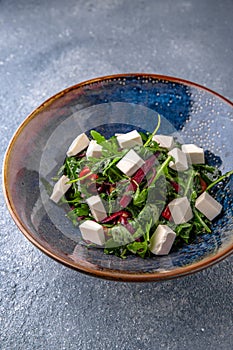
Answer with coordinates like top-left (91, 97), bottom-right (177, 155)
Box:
top-left (50, 123), bottom-right (232, 259)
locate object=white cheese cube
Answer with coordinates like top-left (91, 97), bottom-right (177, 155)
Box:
top-left (86, 140), bottom-right (102, 159)
top-left (50, 175), bottom-right (71, 203)
top-left (79, 220), bottom-right (105, 246)
top-left (116, 149), bottom-right (145, 177)
top-left (168, 147), bottom-right (188, 171)
top-left (86, 195), bottom-right (107, 222)
top-left (181, 144), bottom-right (205, 164)
top-left (150, 224), bottom-right (176, 255)
top-left (66, 133), bottom-right (90, 157)
top-left (195, 191), bottom-right (222, 221)
top-left (116, 130), bottom-right (143, 149)
top-left (152, 134), bottom-right (175, 150)
top-left (168, 196), bottom-right (193, 224)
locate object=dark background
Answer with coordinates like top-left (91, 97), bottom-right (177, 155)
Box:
top-left (1, 1), bottom-right (233, 349)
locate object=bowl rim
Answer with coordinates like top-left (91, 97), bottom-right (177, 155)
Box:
top-left (3, 72), bottom-right (233, 282)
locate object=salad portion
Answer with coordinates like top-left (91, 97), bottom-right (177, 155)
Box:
top-left (50, 120), bottom-right (233, 259)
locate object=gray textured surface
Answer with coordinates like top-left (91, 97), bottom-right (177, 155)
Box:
top-left (0, 0), bottom-right (233, 349)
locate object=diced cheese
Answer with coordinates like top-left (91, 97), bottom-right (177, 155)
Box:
top-left (181, 144), bottom-right (205, 164)
top-left (168, 196), bottom-right (193, 224)
top-left (50, 175), bottom-right (71, 203)
top-left (116, 130), bottom-right (143, 149)
top-left (116, 149), bottom-right (145, 177)
top-left (79, 220), bottom-right (105, 246)
top-left (86, 140), bottom-right (102, 159)
top-left (195, 191), bottom-right (222, 221)
top-left (66, 133), bottom-right (90, 157)
top-left (152, 134), bottom-right (175, 150)
top-left (168, 147), bottom-right (188, 171)
top-left (86, 195), bottom-right (107, 222)
top-left (150, 224), bottom-right (176, 255)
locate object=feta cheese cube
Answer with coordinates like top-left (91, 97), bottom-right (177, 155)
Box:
top-left (79, 220), bottom-right (105, 246)
top-left (86, 195), bottom-right (107, 222)
top-left (150, 224), bottom-right (176, 255)
top-left (66, 133), bottom-right (90, 157)
top-left (195, 191), bottom-right (222, 220)
top-left (86, 140), bottom-right (102, 159)
top-left (181, 144), bottom-right (205, 164)
top-left (152, 134), bottom-right (175, 150)
top-left (116, 130), bottom-right (143, 149)
top-left (50, 175), bottom-right (71, 203)
top-left (168, 147), bottom-right (188, 171)
top-left (116, 149), bottom-right (145, 177)
top-left (168, 196), bottom-right (193, 224)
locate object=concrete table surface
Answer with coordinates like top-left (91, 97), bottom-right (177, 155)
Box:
top-left (0, 1), bottom-right (232, 349)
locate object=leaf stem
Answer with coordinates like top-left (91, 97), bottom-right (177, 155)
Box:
top-left (150, 155), bottom-right (173, 186)
top-left (67, 172), bottom-right (92, 184)
top-left (184, 170), bottom-right (196, 197)
top-left (193, 209), bottom-right (211, 233)
top-left (144, 114), bottom-right (161, 147)
top-left (206, 170), bottom-right (233, 191)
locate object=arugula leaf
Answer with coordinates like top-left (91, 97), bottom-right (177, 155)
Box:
top-left (175, 223), bottom-right (193, 243)
top-left (127, 219), bottom-right (153, 257)
top-left (137, 203), bottom-right (159, 226)
top-left (109, 224), bottom-right (134, 246)
top-left (193, 208), bottom-right (211, 233)
top-left (127, 240), bottom-right (148, 258)
top-left (133, 187), bottom-right (148, 206)
top-left (101, 138), bottom-right (119, 154)
top-left (90, 130), bottom-right (106, 144)
top-left (193, 164), bottom-right (222, 185)
top-left (102, 156), bottom-right (123, 176)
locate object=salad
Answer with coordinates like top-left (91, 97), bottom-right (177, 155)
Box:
top-left (50, 118), bottom-right (233, 259)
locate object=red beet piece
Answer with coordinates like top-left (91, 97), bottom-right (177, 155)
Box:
top-left (161, 206), bottom-right (172, 220)
top-left (101, 210), bottom-right (131, 224)
top-left (199, 177), bottom-right (207, 192)
top-left (119, 216), bottom-right (136, 234)
top-left (170, 180), bottom-right (180, 193)
top-left (120, 153), bottom-right (159, 208)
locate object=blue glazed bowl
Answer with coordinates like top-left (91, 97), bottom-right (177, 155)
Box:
top-left (3, 74), bottom-right (233, 281)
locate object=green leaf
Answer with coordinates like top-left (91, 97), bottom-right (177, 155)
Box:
top-left (101, 138), bottom-right (119, 154)
top-left (102, 157), bottom-right (122, 176)
top-left (67, 204), bottom-right (90, 219)
top-left (133, 187), bottom-right (148, 206)
top-left (145, 219), bottom-right (153, 241)
top-left (90, 130), bottom-right (106, 144)
top-left (193, 164), bottom-right (222, 185)
top-left (109, 224), bottom-right (134, 246)
top-left (127, 240), bottom-right (148, 258)
top-left (175, 223), bottom-right (193, 243)
top-left (137, 204), bottom-right (159, 226)
top-left (193, 208), bottom-right (211, 233)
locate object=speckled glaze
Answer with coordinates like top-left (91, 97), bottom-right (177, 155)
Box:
top-left (3, 74), bottom-right (233, 282)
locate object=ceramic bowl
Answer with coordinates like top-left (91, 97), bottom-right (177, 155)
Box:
top-left (3, 74), bottom-right (233, 282)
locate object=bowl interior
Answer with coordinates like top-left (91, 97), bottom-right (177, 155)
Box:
top-left (4, 74), bottom-right (233, 281)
